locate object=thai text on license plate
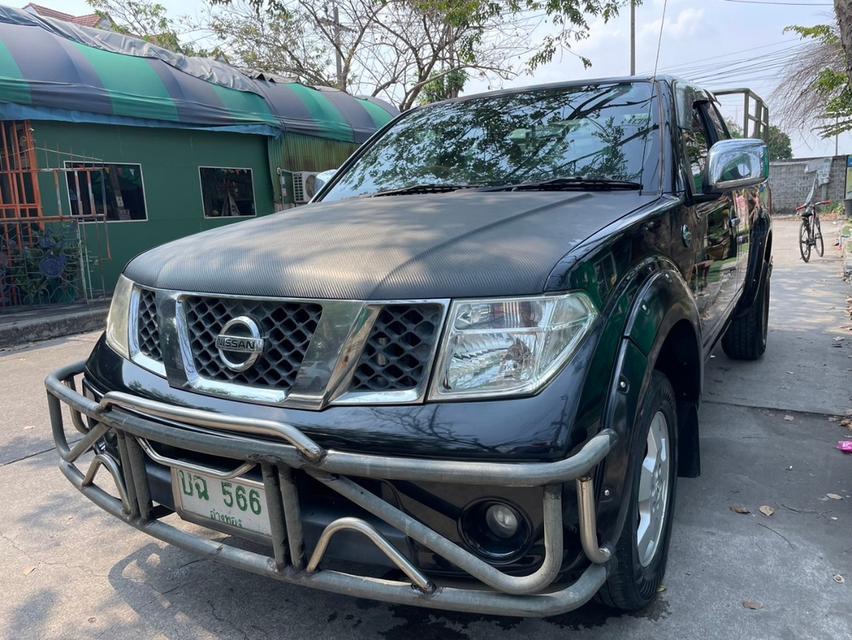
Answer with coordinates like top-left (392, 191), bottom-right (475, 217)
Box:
top-left (171, 469), bottom-right (271, 536)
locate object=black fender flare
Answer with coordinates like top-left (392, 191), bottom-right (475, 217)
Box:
top-left (734, 211), bottom-right (773, 316)
top-left (594, 263), bottom-right (702, 553)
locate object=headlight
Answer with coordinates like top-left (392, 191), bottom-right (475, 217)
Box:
top-left (105, 274), bottom-right (134, 358)
top-left (429, 293), bottom-right (597, 400)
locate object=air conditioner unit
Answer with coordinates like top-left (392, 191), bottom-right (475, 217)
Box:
top-left (292, 171), bottom-right (321, 204)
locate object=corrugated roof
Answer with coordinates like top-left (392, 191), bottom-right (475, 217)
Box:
top-left (0, 5), bottom-right (396, 141)
top-left (23, 3), bottom-right (103, 27)
top-left (69, 14), bottom-right (105, 28)
top-left (23, 3), bottom-right (74, 21)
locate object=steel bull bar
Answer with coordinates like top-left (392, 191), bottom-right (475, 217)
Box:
top-left (45, 361), bottom-right (616, 617)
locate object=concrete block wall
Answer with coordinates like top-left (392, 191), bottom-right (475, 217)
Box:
top-left (768, 155), bottom-right (848, 214)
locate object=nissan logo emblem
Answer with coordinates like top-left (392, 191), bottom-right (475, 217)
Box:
top-left (214, 316), bottom-right (265, 372)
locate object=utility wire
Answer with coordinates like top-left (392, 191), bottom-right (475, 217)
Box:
top-left (645, 5), bottom-right (806, 81)
top-left (653, 0), bottom-right (669, 77)
top-left (688, 53), bottom-right (805, 80)
top-left (658, 42), bottom-right (808, 77)
top-left (657, 38), bottom-right (802, 72)
top-left (720, 0), bottom-right (831, 5)
top-left (688, 54), bottom-right (806, 82)
top-left (660, 45), bottom-right (807, 84)
top-left (670, 40), bottom-right (806, 70)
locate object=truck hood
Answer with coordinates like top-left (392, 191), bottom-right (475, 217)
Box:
top-left (125, 190), bottom-right (658, 299)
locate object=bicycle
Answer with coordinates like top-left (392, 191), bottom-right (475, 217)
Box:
top-left (796, 198), bottom-right (829, 263)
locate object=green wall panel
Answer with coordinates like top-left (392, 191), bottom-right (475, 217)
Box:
top-left (267, 132), bottom-right (359, 204)
top-left (33, 121), bottom-right (275, 291)
top-left (282, 132), bottom-right (359, 171)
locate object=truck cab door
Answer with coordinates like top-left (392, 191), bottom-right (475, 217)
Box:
top-left (731, 191), bottom-right (752, 291)
top-left (681, 101), bottom-right (739, 346)
top-left (703, 101), bottom-right (752, 294)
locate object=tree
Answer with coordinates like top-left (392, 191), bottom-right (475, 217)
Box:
top-left (352, 0), bottom-right (530, 109)
top-left (764, 125), bottom-right (794, 161)
top-left (725, 119), bottom-right (793, 161)
top-left (419, 69), bottom-right (468, 104)
top-left (202, 0), bottom-right (627, 109)
top-left (89, 0), bottom-right (630, 111)
top-left (202, 2), bottom-right (338, 86)
top-left (87, 0), bottom-right (217, 57)
top-left (774, 23), bottom-right (852, 138)
top-left (835, 0), bottom-right (852, 85)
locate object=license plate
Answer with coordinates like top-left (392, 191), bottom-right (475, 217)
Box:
top-left (171, 468), bottom-right (271, 537)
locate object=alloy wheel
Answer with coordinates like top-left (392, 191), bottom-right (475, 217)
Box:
top-left (637, 411), bottom-right (671, 567)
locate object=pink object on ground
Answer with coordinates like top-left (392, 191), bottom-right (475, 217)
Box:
top-left (837, 441), bottom-right (852, 454)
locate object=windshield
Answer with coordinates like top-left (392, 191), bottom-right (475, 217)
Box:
top-left (322, 81), bottom-right (657, 202)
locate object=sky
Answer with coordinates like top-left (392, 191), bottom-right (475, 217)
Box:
top-left (27, 0), bottom-right (847, 158)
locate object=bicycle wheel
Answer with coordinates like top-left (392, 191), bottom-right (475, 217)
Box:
top-left (814, 216), bottom-right (824, 257)
top-left (799, 219), bottom-right (811, 262)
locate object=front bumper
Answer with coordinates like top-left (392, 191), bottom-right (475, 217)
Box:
top-left (46, 361), bottom-right (616, 617)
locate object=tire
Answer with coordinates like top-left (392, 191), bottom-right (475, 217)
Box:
top-left (815, 217), bottom-right (824, 257)
top-left (721, 267), bottom-right (770, 360)
top-left (799, 219), bottom-right (811, 263)
top-left (598, 371), bottom-right (678, 611)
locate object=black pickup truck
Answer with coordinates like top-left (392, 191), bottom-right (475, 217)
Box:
top-left (46, 76), bottom-right (772, 617)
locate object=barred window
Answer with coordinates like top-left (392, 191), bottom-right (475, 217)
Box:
top-left (65, 162), bottom-right (147, 222)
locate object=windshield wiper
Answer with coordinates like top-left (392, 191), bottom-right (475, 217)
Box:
top-left (489, 176), bottom-right (643, 192)
top-left (369, 183), bottom-right (480, 197)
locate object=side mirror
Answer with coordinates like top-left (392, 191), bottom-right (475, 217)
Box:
top-left (706, 138), bottom-right (768, 191)
top-left (314, 169), bottom-right (338, 192)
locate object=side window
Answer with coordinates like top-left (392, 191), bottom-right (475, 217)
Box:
top-left (682, 108), bottom-right (710, 194)
top-left (704, 103), bottom-right (729, 141)
top-left (65, 162), bottom-right (147, 221)
top-left (199, 167), bottom-right (256, 218)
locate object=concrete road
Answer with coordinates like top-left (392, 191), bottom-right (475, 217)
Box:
top-left (1, 217), bottom-right (850, 640)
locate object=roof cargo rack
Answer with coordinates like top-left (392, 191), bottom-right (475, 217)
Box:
top-left (712, 88), bottom-right (770, 139)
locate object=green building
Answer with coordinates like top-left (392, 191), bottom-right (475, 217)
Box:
top-left (0, 6), bottom-right (395, 308)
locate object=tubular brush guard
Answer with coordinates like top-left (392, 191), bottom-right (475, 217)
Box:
top-left (45, 361), bottom-right (615, 617)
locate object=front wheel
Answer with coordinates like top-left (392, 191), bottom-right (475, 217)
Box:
top-left (815, 217), bottom-right (824, 257)
top-left (597, 371), bottom-right (678, 611)
top-left (799, 219), bottom-right (811, 262)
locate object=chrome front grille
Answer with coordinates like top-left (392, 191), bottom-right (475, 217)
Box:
top-left (129, 286), bottom-right (448, 408)
top-left (351, 304), bottom-right (443, 392)
top-left (182, 296), bottom-right (322, 392)
top-left (136, 288), bottom-right (162, 362)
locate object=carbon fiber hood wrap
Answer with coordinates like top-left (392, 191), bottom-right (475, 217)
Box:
top-left (124, 191), bottom-right (656, 300)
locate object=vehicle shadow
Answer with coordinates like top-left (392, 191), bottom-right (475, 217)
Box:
top-left (5, 588), bottom-right (62, 640)
top-left (97, 534), bottom-right (670, 639)
top-left (703, 217), bottom-right (851, 416)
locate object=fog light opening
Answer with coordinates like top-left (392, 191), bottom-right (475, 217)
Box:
top-left (459, 500), bottom-right (531, 562)
top-left (485, 504), bottom-right (520, 539)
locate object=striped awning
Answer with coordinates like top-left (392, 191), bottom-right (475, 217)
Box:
top-left (257, 83), bottom-right (396, 143)
top-left (0, 7), bottom-right (396, 142)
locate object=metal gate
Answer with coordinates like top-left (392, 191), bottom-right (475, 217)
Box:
top-left (0, 120), bottom-right (108, 308)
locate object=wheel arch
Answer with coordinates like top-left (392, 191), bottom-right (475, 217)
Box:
top-left (652, 319), bottom-right (701, 478)
top-left (596, 263), bottom-right (702, 552)
top-left (737, 212), bottom-right (773, 315)
top-left (619, 266), bottom-right (702, 479)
